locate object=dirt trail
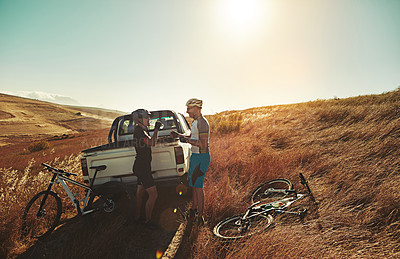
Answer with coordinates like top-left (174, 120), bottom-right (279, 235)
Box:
top-left (17, 186), bottom-right (191, 259)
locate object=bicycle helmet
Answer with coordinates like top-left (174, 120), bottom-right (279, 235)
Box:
top-left (186, 98), bottom-right (203, 108)
top-left (131, 109), bottom-right (151, 123)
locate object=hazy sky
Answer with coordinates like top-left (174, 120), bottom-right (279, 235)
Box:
top-left (1, 0), bottom-right (399, 115)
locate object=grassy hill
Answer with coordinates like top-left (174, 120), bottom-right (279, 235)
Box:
top-left (1, 89), bottom-right (400, 258)
top-left (0, 93), bottom-right (125, 171)
top-left (194, 88), bottom-right (400, 258)
top-left (0, 93), bottom-right (124, 142)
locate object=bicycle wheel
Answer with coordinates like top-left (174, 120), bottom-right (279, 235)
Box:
top-left (21, 191), bottom-right (62, 239)
top-left (87, 193), bottom-right (116, 213)
top-left (87, 182), bottom-right (128, 213)
top-left (251, 178), bottom-right (293, 203)
top-left (213, 213), bottom-right (273, 239)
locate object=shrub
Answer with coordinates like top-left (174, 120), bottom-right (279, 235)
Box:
top-left (28, 141), bottom-right (51, 153)
top-left (208, 113), bottom-right (243, 134)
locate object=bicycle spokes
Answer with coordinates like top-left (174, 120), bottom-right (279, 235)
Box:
top-left (214, 213), bottom-right (273, 239)
top-left (22, 191), bottom-right (62, 239)
top-left (36, 208), bottom-right (46, 219)
top-left (235, 219), bottom-right (249, 233)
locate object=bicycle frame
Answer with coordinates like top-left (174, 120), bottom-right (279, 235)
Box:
top-left (39, 171), bottom-right (96, 217)
top-left (55, 173), bottom-right (95, 215)
top-left (241, 193), bottom-right (307, 222)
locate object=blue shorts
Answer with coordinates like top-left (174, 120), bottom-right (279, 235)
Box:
top-left (188, 153), bottom-right (210, 188)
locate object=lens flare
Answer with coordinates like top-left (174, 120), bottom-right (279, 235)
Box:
top-left (156, 250), bottom-right (164, 258)
top-left (176, 184), bottom-right (188, 196)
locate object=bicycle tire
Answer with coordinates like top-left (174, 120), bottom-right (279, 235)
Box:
top-left (213, 213), bottom-right (273, 239)
top-left (251, 178), bottom-right (293, 203)
top-left (87, 192), bottom-right (116, 213)
top-left (21, 190), bottom-right (62, 239)
top-left (87, 182), bottom-right (128, 213)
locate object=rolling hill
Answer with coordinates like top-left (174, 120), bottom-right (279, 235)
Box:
top-left (0, 93), bottom-right (125, 145)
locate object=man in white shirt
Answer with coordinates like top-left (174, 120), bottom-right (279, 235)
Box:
top-left (172, 98), bottom-right (210, 225)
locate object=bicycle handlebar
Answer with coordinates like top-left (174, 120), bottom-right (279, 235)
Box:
top-left (42, 163), bottom-right (77, 177)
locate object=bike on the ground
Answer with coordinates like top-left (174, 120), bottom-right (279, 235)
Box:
top-left (213, 173), bottom-right (317, 239)
top-left (21, 163), bottom-right (117, 239)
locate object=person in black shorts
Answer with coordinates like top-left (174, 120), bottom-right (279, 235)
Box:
top-left (132, 109), bottom-right (162, 225)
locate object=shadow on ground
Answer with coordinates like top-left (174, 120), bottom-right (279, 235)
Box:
top-left (17, 185), bottom-right (191, 259)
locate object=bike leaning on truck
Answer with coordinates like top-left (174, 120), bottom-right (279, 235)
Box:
top-left (21, 163), bottom-right (116, 239)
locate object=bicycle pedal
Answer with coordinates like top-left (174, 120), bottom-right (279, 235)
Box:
top-left (299, 209), bottom-right (307, 219)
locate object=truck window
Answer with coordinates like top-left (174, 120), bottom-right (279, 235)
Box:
top-left (177, 113), bottom-right (191, 132)
top-left (118, 111), bottom-right (184, 139)
top-left (118, 115), bottom-right (177, 136)
top-left (119, 119), bottom-right (134, 135)
top-left (149, 116), bottom-right (177, 131)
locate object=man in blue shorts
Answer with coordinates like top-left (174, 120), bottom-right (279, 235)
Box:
top-left (172, 98), bottom-right (210, 224)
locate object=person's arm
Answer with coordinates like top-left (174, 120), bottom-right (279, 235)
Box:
top-left (143, 129), bottom-right (159, 146)
top-left (143, 121), bottom-right (162, 146)
top-left (170, 131), bottom-right (191, 138)
top-left (187, 133), bottom-right (208, 149)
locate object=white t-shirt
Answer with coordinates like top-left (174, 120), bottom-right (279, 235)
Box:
top-left (191, 115), bottom-right (210, 154)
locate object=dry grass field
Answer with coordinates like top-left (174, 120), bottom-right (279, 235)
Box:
top-left (194, 88), bottom-right (400, 258)
top-left (0, 94), bottom-right (122, 258)
top-left (1, 89), bottom-right (400, 258)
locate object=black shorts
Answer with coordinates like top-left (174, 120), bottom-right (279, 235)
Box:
top-left (133, 163), bottom-right (155, 189)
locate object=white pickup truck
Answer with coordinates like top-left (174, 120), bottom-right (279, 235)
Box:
top-left (80, 110), bottom-right (191, 193)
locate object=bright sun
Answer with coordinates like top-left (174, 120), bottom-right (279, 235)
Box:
top-left (216, 0), bottom-right (268, 38)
